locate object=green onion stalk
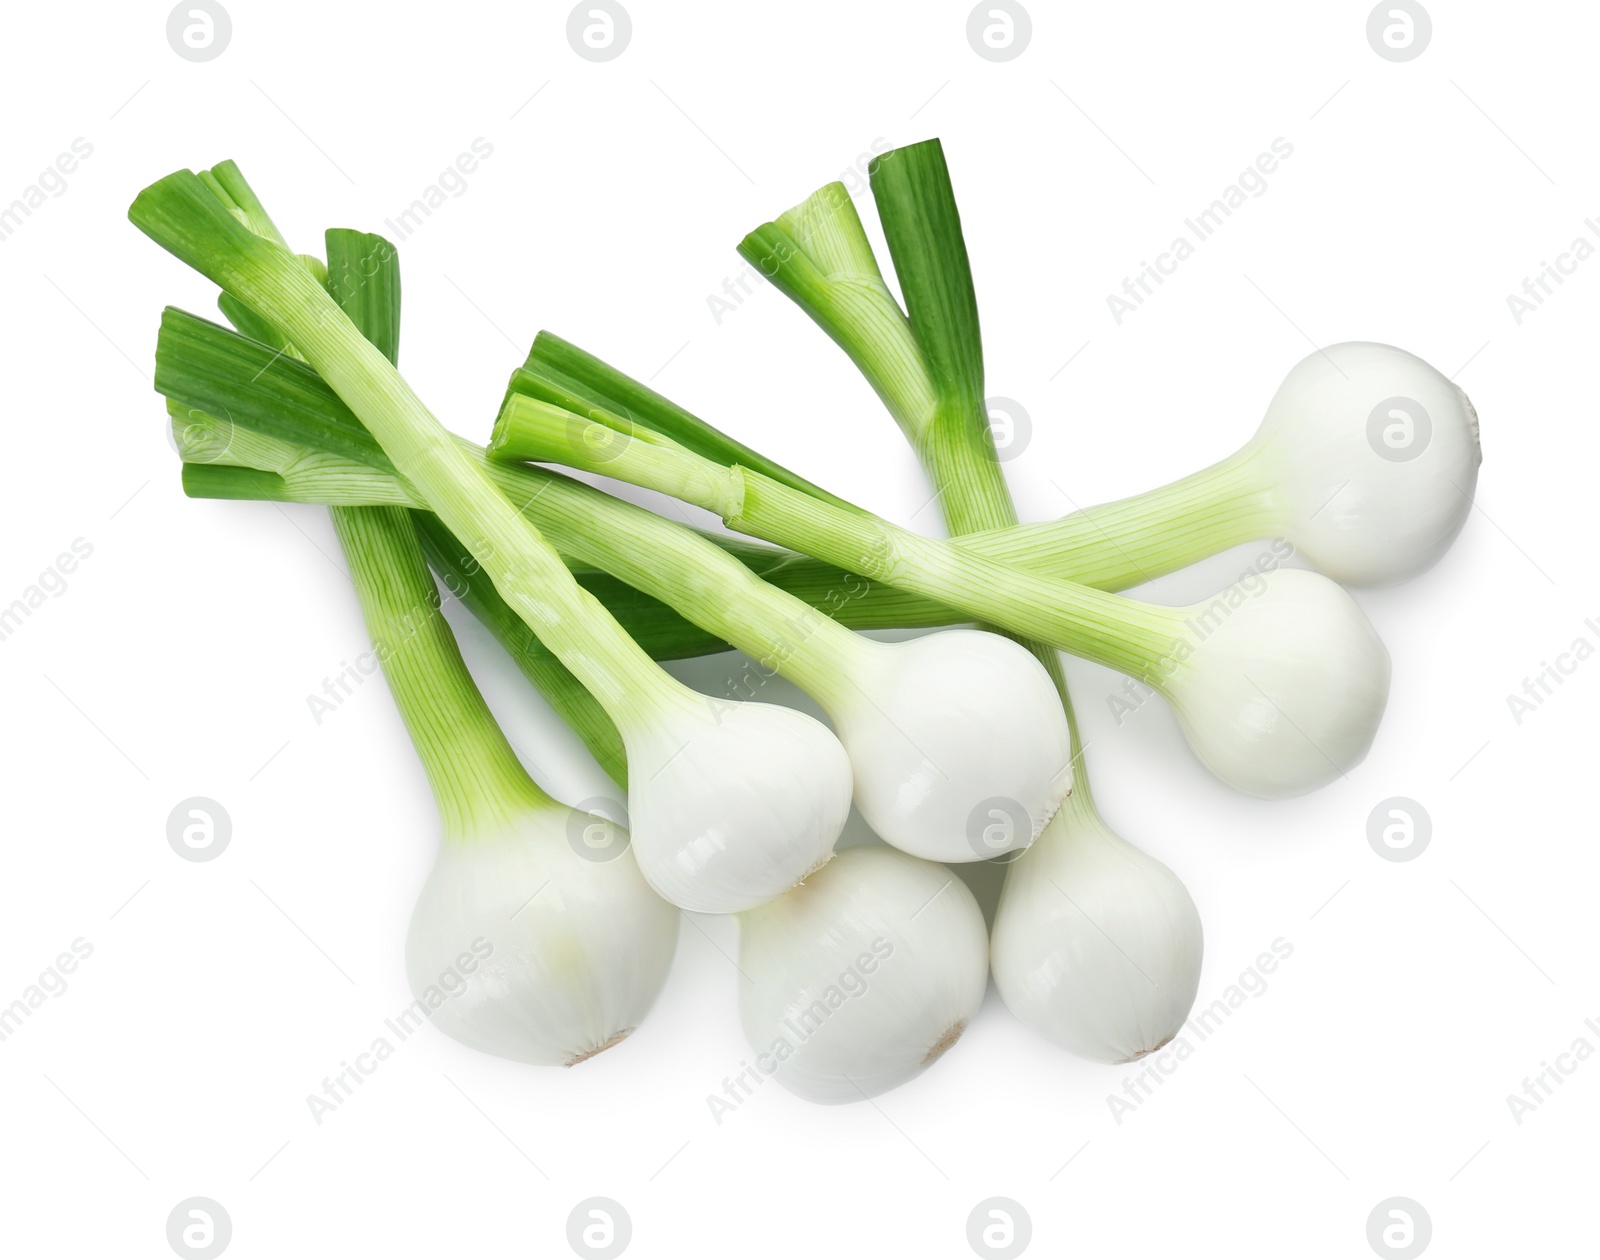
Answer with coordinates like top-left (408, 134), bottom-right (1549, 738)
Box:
top-left (209, 180), bottom-right (678, 1065)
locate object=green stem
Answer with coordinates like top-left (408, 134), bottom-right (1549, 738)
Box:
top-left (868, 142), bottom-right (986, 431)
top-left (333, 505), bottom-right (551, 836)
top-left (324, 230), bottom-right (401, 365)
top-left (183, 462), bottom-right (293, 501)
top-left (952, 458), bottom-right (1276, 587)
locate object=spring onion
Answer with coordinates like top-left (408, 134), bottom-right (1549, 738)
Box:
top-left (510, 329), bottom-right (1480, 602)
top-left (336, 505), bottom-right (679, 1065)
top-left (131, 165), bottom-right (853, 914)
top-left (212, 194), bottom-right (680, 1066)
top-left (736, 180), bottom-right (1480, 591)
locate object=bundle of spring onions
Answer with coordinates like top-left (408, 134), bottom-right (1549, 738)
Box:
top-left (131, 139), bottom-right (1480, 1098)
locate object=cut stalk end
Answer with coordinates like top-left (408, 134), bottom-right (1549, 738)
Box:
top-left (129, 167), bottom-right (278, 293)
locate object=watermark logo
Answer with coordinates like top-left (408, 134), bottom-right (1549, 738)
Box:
top-left (167, 405), bottom-right (235, 461)
top-left (166, 2), bottom-right (231, 62)
top-left (566, 1197), bottom-right (631, 1258)
top-left (966, 796), bottom-right (1033, 862)
top-left (966, 1197), bottom-right (1031, 1258)
top-left (566, 411), bottom-right (633, 465)
top-left (1366, 797), bottom-right (1430, 863)
top-left (167, 797), bottom-right (231, 863)
top-left (1365, 1197), bottom-right (1431, 1257)
top-left (567, 2), bottom-right (631, 62)
top-left (1366, 397), bottom-right (1431, 462)
top-left (567, 798), bottom-right (631, 862)
top-left (166, 1197), bottom-right (231, 1258)
top-left (984, 397), bottom-right (1032, 462)
top-left (967, 2), bottom-right (1031, 62)
top-left (1366, 3), bottom-right (1431, 62)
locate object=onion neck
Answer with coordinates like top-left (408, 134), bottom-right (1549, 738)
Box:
top-left (961, 451), bottom-right (1279, 590)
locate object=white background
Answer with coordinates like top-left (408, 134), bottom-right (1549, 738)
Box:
top-left (0, 1), bottom-right (1594, 1256)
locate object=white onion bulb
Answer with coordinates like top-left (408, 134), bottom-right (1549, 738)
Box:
top-left (991, 792), bottom-right (1202, 1063)
top-left (623, 696), bottom-right (853, 913)
top-left (1164, 567), bottom-right (1391, 798)
top-left (406, 808), bottom-right (679, 1067)
top-left (736, 846), bottom-right (988, 1103)
top-left (1250, 341), bottom-right (1481, 586)
top-left (830, 630), bottom-right (1073, 863)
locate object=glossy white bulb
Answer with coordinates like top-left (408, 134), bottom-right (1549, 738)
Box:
top-left (990, 793), bottom-right (1202, 1063)
top-left (736, 846), bottom-right (988, 1103)
top-left (1164, 567), bottom-right (1391, 798)
top-left (831, 630), bottom-right (1073, 863)
top-left (624, 696), bottom-right (853, 913)
top-left (1251, 341), bottom-right (1481, 586)
top-left (406, 809), bottom-right (679, 1067)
